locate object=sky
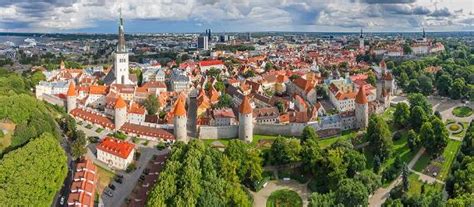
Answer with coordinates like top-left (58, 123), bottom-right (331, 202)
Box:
top-left (0, 0), bottom-right (472, 33)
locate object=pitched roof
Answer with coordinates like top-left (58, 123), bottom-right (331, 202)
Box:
top-left (97, 137), bottom-right (135, 159)
top-left (355, 84), bottom-right (368, 104)
top-left (239, 95), bottom-right (253, 114)
top-left (199, 60), bottom-right (224, 67)
top-left (67, 81), bottom-right (76, 96)
top-left (115, 96), bottom-right (127, 109)
top-left (173, 95), bottom-right (186, 116)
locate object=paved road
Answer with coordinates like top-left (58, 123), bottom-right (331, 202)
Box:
top-left (251, 180), bottom-right (310, 207)
top-left (369, 147), bottom-right (425, 207)
top-left (86, 145), bottom-right (169, 207)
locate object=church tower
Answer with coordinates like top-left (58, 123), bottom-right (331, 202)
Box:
top-left (114, 96), bottom-right (128, 130)
top-left (114, 9), bottom-right (130, 84)
top-left (173, 95), bottom-right (188, 143)
top-left (66, 81), bottom-right (77, 113)
top-left (239, 95), bottom-right (253, 142)
top-left (359, 28), bottom-right (364, 50)
top-left (355, 85), bottom-right (369, 129)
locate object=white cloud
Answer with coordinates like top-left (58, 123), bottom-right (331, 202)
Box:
top-left (0, 0), bottom-right (471, 32)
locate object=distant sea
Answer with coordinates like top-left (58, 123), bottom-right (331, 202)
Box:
top-left (0, 36), bottom-right (30, 45)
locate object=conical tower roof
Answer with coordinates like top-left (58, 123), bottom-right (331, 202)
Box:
top-left (173, 95), bottom-right (186, 116)
top-left (115, 96), bottom-right (127, 109)
top-left (67, 81), bottom-right (76, 97)
top-left (239, 95), bottom-right (253, 114)
top-left (355, 85), bottom-right (368, 104)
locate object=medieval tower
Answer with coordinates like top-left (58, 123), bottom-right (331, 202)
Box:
top-left (173, 95), bottom-right (188, 143)
top-left (66, 81), bottom-right (77, 113)
top-left (239, 95), bottom-right (253, 142)
top-left (114, 96), bottom-right (127, 130)
top-left (114, 9), bottom-right (130, 84)
top-left (355, 84), bottom-right (369, 129)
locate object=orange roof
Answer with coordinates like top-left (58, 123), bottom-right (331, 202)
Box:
top-left (128, 102), bottom-right (146, 115)
top-left (355, 84), bottom-right (368, 104)
top-left (239, 95), bottom-right (253, 114)
top-left (115, 96), bottom-right (127, 109)
top-left (96, 137), bottom-right (135, 159)
top-left (384, 72), bottom-right (393, 81)
top-left (89, 85), bottom-right (108, 95)
top-left (199, 60), bottom-right (224, 67)
top-left (173, 95), bottom-right (186, 116)
top-left (67, 81), bottom-right (76, 96)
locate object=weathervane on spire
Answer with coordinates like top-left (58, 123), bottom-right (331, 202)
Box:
top-left (117, 6), bottom-right (126, 53)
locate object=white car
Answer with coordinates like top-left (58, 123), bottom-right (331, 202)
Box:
top-left (59, 196), bottom-right (65, 205)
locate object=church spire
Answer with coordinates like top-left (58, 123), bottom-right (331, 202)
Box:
top-left (422, 27), bottom-right (426, 38)
top-left (360, 28), bottom-right (363, 38)
top-left (117, 8), bottom-right (126, 53)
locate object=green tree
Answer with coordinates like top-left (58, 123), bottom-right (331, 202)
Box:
top-left (417, 75), bottom-right (433, 95)
top-left (403, 43), bottom-right (412, 55)
top-left (373, 155), bottom-right (381, 173)
top-left (410, 106), bottom-right (428, 130)
top-left (269, 137), bottom-right (302, 165)
top-left (407, 129), bottom-right (420, 151)
top-left (366, 115), bottom-right (393, 161)
top-left (301, 138), bottom-right (323, 174)
top-left (408, 93), bottom-right (432, 115)
top-left (354, 170), bottom-right (382, 193)
top-left (30, 71), bottom-right (46, 87)
top-left (0, 133), bottom-right (68, 206)
top-left (144, 94), bottom-right (159, 115)
top-left (393, 102), bottom-right (410, 128)
top-left (428, 118), bottom-right (449, 155)
top-left (450, 78), bottom-right (466, 99)
top-left (335, 179), bottom-right (369, 206)
top-left (217, 93), bottom-right (232, 108)
top-left (275, 101), bottom-right (285, 113)
top-left (402, 162), bottom-right (409, 191)
top-left (71, 130), bottom-right (87, 159)
top-left (302, 126), bottom-right (318, 143)
top-left (420, 122), bottom-right (435, 152)
top-left (435, 73), bottom-right (453, 96)
top-left (309, 192), bottom-right (339, 207)
top-left (367, 72), bottom-right (376, 86)
top-left (224, 140), bottom-right (263, 183)
top-left (214, 81), bottom-right (225, 92)
top-left (407, 79), bottom-right (419, 93)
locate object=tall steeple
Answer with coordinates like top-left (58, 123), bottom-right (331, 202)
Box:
top-left (422, 27), bottom-right (426, 39)
top-left (117, 8), bottom-right (126, 53)
top-left (360, 28), bottom-right (363, 38)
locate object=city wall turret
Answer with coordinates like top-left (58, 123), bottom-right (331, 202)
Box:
top-left (239, 95), bottom-right (253, 142)
top-left (114, 96), bottom-right (127, 130)
top-left (173, 95), bottom-right (188, 143)
top-left (355, 84), bottom-right (369, 129)
top-left (66, 81), bottom-right (77, 113)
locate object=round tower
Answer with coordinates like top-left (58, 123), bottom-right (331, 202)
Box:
top-left (173, 95), bottom-right (188, 143)
top-left (355, 84), bottom-right (369, 129)
top-left (66, 81), bottom-right (77, 113)
top-left (239, 95), bottom-right (253, 142)
top-left (384, 72), bottom-right (394, 95)
top-left (114, 96), bottom-right (127, 130)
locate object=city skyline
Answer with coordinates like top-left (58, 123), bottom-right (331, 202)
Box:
top-left (0, 0), bottom-right (472, 33)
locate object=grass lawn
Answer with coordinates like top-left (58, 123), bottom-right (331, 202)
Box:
top-left (0, 122), bottom-right (16, 153)
top-left (266, 189), bottom-right (303, 207)
top-left (413, 152), bottom-right (431, 172)
top-left (452, 122), bottom-right (469, 138)
top-left (96, 165), bottom-right (115, 194)
top-left (95, 128), bottom-right (104, 133)
top-left (365, 131), bottom-right (417, 171)
top-left (319, 131), bottom-right (356, 149)
top-left (407, 174), bottom-right (443, 197)
top-left (452, 106), bottom-right (473, 118)
top-left (437, 140), bottom-right (461, 181)
top-left (382, 106), bottom-right (395, 121)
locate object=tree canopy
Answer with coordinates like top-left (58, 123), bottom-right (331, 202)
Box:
top-left (0, 133), bottom-right (68, 206)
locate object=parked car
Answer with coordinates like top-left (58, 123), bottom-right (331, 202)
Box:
top-left (59, 196), bottom-right (65, 205)
top-left (108, 184), bottom-right (116, 190)
top-left (104, 189), bottom-right (113, 197)
top-left (115, 177), bottom-right (123, 184)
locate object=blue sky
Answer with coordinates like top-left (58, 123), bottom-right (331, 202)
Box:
top-left (0, 0), bottom-right (472, 33)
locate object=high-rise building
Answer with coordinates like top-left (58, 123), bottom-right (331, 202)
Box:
top-left (198, 36), bottom-right (209, 50)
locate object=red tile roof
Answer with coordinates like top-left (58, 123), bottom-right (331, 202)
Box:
top-left (67, 82), bottom-right (76, 96)
top-left (89, 85), bottom-right (108, 95)
top-left (115, 96), bottom-right (127, 109)
top-left (120, 123), bottom-right (175, 140)
top-left (239, 95), bottom-right (253, 114)
top-left (97, 137), bottom-right (135, 159)
top-left (70, 108), bottom-right (115, 129)
top-left (199, 60), bottom-right (224, 67)
top-left (172, 95), bottom-right (186, 116)
top-left (67, 158), bottom-right (97, 207)
top-left (355, 84), bottom-right (368, 104)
